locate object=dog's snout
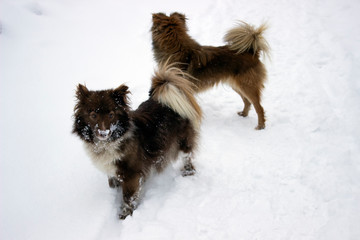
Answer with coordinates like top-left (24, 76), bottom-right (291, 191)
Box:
top-left (96, 128), bottom-right (111, 140)
top-left (98, 129), bottom-right (109, 136)
top-left (99, 122), bottom-right (107, 131)
top-left (95, 121), bottom-right (112, 141)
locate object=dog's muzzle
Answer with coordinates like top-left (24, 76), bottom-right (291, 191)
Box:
top-left (96, 129), bottom-right (111, 141)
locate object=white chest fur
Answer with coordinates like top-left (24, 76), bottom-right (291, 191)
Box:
top-left (84, 139), bottom-right (122, 177)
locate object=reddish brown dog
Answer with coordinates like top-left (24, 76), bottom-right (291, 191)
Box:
top-left (152, 12), bottom-right (270, 129)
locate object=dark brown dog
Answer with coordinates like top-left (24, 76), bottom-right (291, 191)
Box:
top-left (73, 64), bottom-right (202, 219)
top-left (151, 12), bottom-right (270, 129)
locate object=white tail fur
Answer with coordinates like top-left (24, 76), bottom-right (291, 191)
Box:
top-left (224, 21), bottom-right (270, 59)
top-left (150, 62), bottom-right (202, 129)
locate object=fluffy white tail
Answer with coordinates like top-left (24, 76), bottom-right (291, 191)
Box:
top-left (150, 63), bottom-right (202, 129)
top-left (224, 21), bottom-right (270, 59)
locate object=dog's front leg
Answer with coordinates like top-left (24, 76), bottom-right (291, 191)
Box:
top-left (119, 172), bottom-right (144, 219)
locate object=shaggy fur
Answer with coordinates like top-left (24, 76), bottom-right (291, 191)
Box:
top-left (151, 12), bottom-right (270, 129)
top-left (73, 65), bottom-right (201, 219)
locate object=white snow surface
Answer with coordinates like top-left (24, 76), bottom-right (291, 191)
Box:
top-left (1, 0), bottom-right (360, 239)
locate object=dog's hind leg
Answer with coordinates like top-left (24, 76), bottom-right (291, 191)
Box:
top-left (253, 101), bottom-right (265, 130)
top-left (181, 152), bottom-right (196, 176)
top-left (233, 88), bottom-right (252, 117)
top-left (241, 86), bottom-right (266, 130)
top-left (179, 133), bottom-right (197, 176)
top-left (231, 74), bottom-right (265, 130)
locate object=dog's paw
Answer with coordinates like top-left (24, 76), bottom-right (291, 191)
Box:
top-left (181, 163), bottom-right (196, 177)
top-left (119, 205), bottom-right (133, 220)
top-left (255, 124), bottom-right (265, 130)
top-left (237, 111), bottom-right (248, 117)
top-left (108, 177), bottom-right (122, 188)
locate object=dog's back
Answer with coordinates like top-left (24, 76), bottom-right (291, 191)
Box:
top-left (186, 45), bottom-right (264, 88)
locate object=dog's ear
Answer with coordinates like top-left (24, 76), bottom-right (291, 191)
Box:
top-left (152, 12), bottom-right (167, 21)
top-left (76, 84), bottom-right (89, 101)
top-left (112, 84), bottom-right (130, 108)
top-left (170, 12), bottom-right (186, 23)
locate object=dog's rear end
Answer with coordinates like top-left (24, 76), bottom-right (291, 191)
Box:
top-left (223, 21), bottom-right (269, 129)
top-left (148, 63), bottom-right (202, 175)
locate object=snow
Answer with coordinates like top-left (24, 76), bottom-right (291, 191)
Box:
top-left (1, 0), bottom-right (360, 239)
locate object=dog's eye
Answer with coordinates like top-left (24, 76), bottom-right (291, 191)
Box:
top-left (90, 112), bottom-right (97, 120)
top-left (109, 111), bottom-right (115, 119)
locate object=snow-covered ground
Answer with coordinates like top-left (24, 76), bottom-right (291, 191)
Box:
top-left (1, 0), bottom-right (360, 239)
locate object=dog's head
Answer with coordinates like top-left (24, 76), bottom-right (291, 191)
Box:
top-left (151, 12), bottom-right (187, 35)
top-left (73, 84), bottom-right (131, 142)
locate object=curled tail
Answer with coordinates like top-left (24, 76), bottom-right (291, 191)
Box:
top-left (224, 21), bottom-right (270, 59)
top-left (150, 63), bottom-right (202, 129)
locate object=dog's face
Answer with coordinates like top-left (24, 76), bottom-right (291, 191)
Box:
top-left (73, 84), bottom-right (131, 142)
top-left (151, 12), bottom-right (187, 34)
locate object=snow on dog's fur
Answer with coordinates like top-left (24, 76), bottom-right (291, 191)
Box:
top-left (152, 12), bottom-right (269, 129)
top-left (73, 64), bottom-right (201, 219)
